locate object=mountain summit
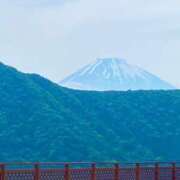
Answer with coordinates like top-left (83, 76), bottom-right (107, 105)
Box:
top-left (60, 58), bottom-right (174, 91)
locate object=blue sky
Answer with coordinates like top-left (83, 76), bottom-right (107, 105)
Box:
top-left (0, 0), bottom-right (180, 87)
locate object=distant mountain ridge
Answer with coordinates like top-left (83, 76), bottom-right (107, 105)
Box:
top-left (60, 58), bottom-right (174, 91)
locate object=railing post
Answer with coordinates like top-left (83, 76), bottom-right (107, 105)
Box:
top-left (0, 164), bottom-right (5, 180)
top-left (135, 163), bottom-right (140, 180)
top-left (155, 163), bottom-right (160, 180)
top-left (114, 163), bottom-right (120, 180)
top-left (34, 163), bottom-right (40, 180)
top-left (91, 163), bottom-right (96, 180)
top-left (172, 163), bottom-right (176, 180)
top-left (64, 164), bottom-right (70, 180)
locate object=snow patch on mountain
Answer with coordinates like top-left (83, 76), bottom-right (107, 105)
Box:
top-left (59, 58), bottom-right (175, 91)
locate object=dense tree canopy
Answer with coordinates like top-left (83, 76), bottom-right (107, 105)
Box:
top-left (0, 62), bottom-right (180, 162)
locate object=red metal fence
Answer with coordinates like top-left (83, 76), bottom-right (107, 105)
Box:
top-left (0, 162), bottom-right (179, 180)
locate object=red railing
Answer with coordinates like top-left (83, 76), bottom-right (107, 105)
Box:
top-left (0, 162), bottom-right (179, 180)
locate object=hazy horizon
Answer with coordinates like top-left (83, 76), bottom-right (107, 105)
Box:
top-left (0, 0), bottom-right (180, 87)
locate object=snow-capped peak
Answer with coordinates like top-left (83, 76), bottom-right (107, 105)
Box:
top-left (79, 58), bottom-right (127, 76)
top-left (59, 57), bottom-right (175, 91)
top-left (96, 57), bottom-right (127, 64)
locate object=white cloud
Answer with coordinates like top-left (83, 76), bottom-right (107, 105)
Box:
top-left (0, 0), bottom-right (180, 87)
top-left (5, 0), bottom-right (69, 7)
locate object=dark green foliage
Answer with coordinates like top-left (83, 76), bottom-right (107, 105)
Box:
top-left (0, 62), bottom-right (180, 162)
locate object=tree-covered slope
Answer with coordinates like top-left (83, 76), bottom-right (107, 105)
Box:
top-left (0, 62), bottom-right (180, 162)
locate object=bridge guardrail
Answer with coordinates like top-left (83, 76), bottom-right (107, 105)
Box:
top-left (0, 162), bottom-right (179, 180)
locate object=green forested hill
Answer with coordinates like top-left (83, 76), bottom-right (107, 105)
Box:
top-left (0, 62), bottom-right (180, 162)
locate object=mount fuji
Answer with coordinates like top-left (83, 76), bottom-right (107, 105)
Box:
top-left (60, 58), bottom-right (175, 91)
